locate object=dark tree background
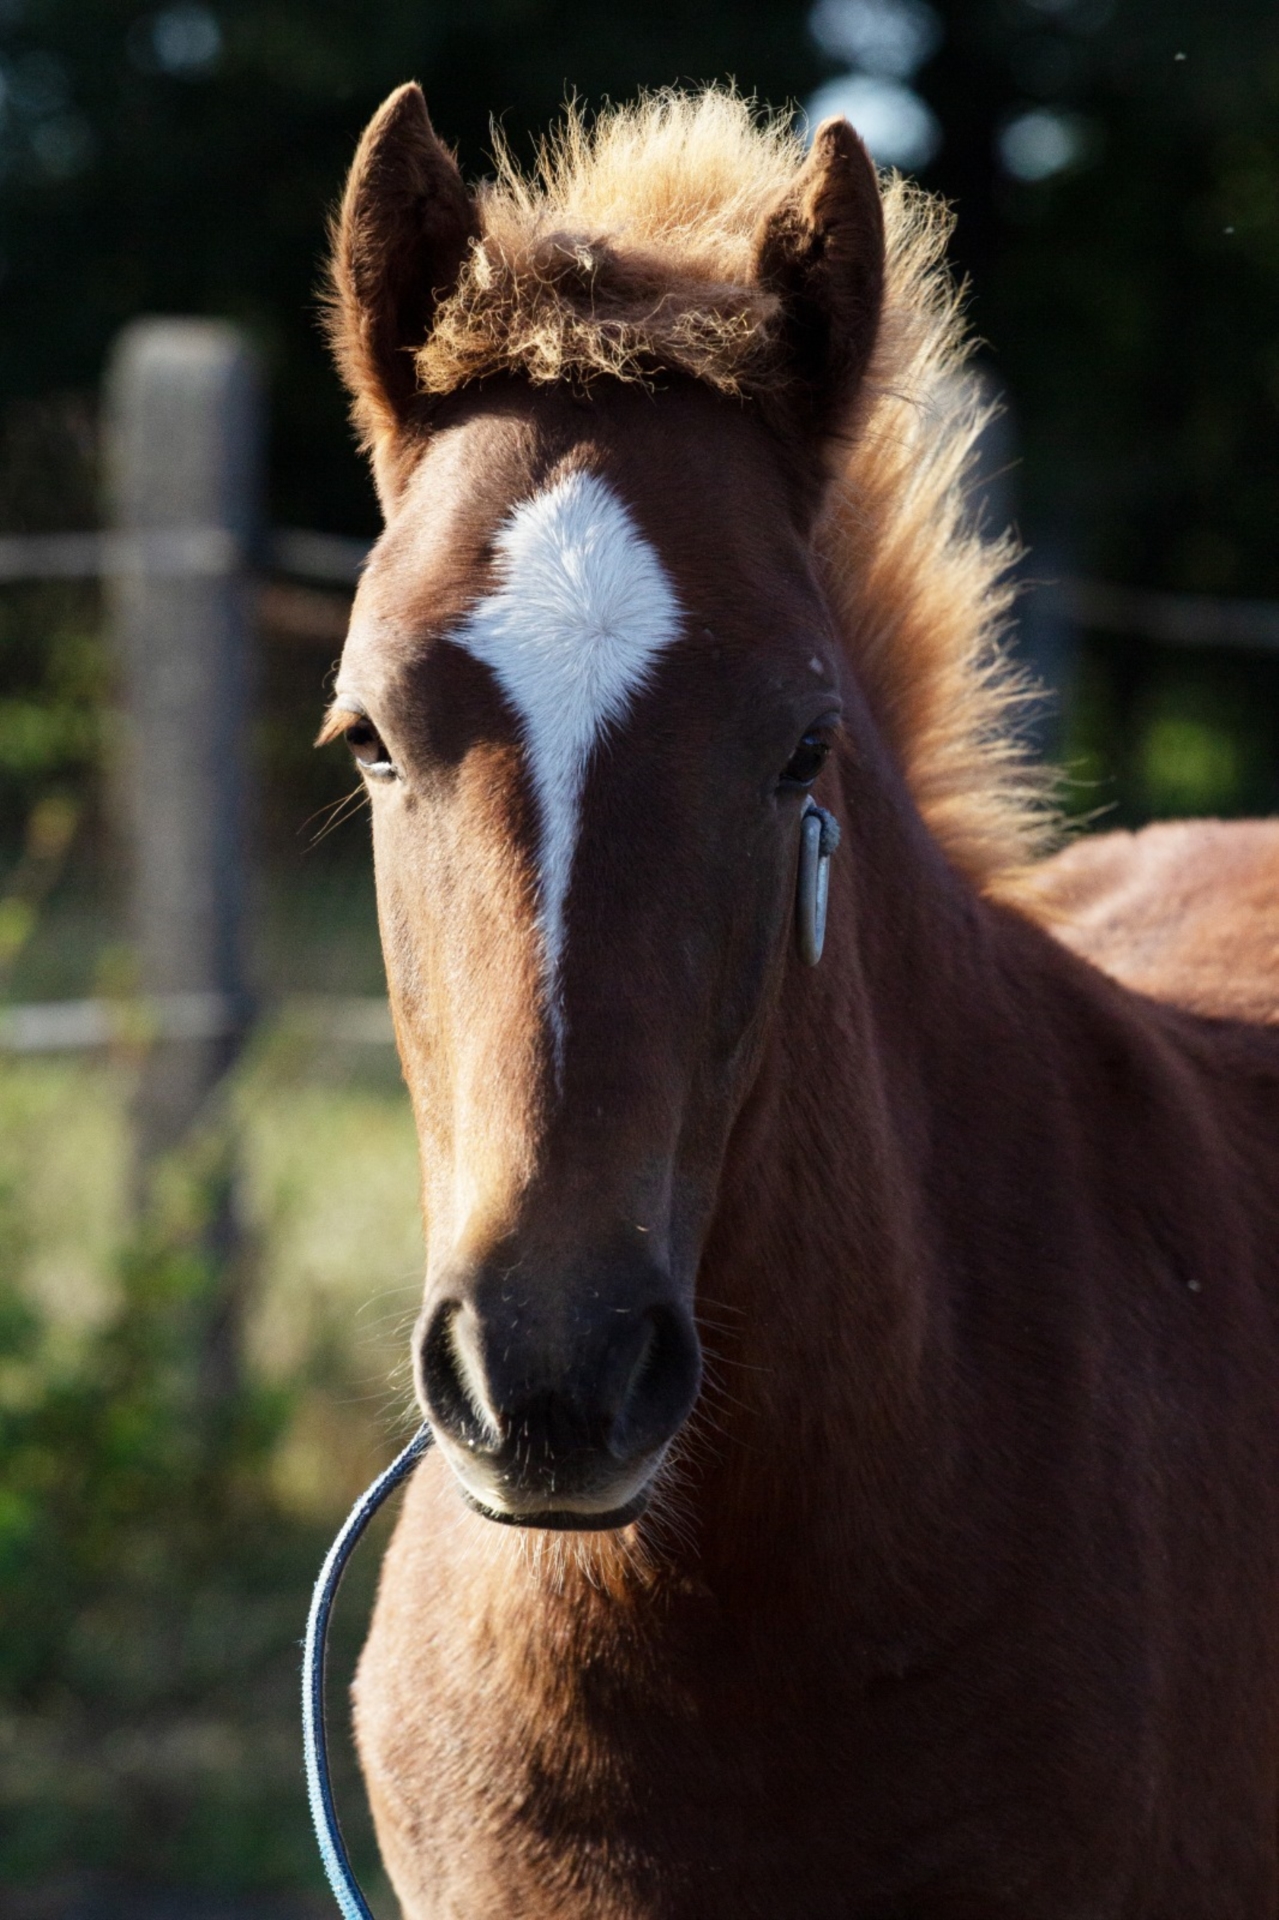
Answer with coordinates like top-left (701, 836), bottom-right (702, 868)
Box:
top-left (1, 0), bottom-right (1278, 834)
top-left (0, 0), bottom-right (1273, 551)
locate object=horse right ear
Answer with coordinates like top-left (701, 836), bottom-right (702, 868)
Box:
top-left (327, 83), bottom-right (478, 474)
top-left (754, 119), bottom-right (885, 454)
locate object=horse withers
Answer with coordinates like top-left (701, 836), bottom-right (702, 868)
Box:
top-left (318, 84), bottom-right (1279, 1917)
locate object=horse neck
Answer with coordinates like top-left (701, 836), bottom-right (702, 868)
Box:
top-left (691, 688), bottom-right (1011, 1605)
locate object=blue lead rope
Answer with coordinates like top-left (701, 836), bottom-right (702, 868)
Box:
top-left (302, 1422), bottom-right (435, 1920)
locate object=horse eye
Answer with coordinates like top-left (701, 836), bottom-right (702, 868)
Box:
top-left (345, 719), bottom-right (395, 778)
top-left (780, 733), bottom-right (830, 789)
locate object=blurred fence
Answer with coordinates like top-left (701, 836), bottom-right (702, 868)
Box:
top-left (0, 321), bottom-right (383, 1127)
top-left (0, 524), bottom-right (369, 589)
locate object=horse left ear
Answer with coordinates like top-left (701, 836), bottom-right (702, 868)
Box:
top-left (755, 119), bottom-right (885, 448)
top-left (327, 83), bottom-right (479, 484)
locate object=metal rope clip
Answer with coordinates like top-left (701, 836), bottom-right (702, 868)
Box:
top-left (796, 802), bottom-right (841, 966)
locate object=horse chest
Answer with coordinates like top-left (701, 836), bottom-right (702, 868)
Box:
top-left (352, 1471), bottom-right (1279, 1920)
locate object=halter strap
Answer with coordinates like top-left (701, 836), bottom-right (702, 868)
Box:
top-left (303, 1422), bottom-right (435, 1920)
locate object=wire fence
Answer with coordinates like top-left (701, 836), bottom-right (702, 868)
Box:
top-left (4, 526), bottom-right (1279, 649)
top-left (0, 992), bottom-right (394, 1054)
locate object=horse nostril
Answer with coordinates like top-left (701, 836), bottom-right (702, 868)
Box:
top-left (418, 1302), bottom-right (502, 1455)
top-left (418, 1288), bottom-right (703, 1487)
top-left (607, 1304), bottom-right (702, 1463)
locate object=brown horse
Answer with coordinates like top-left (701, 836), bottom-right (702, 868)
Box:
top-left (319, 85), bottom-right (1279, 1917)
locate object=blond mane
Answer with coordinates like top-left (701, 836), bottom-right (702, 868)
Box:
top-left (420, 89), bottom-right (1058, 892)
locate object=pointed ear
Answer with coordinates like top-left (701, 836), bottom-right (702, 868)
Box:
top-left (327, 83), bottom-right (478, 461)
top-left (755, 119), bottom-right (885, 447)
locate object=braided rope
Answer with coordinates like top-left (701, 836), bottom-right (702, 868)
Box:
top-left (302, 1423), bottom-right (435, 1919)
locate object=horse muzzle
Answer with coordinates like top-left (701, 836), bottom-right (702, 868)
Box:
top-left (415, 1267), bottom-right (702, 1530)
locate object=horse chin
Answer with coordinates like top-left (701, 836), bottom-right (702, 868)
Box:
top-left (459, 1487), bottom-right (651, 1532)
top-left (438, 1447), bottom-right (660, 1532)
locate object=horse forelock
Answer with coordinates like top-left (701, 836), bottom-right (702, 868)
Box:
top-left (414, 90), bottom-right (796, 402)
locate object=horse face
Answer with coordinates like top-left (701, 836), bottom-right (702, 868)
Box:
top-left (323, 86), bottom-right (882, 1525)
top-left (329, 382), bottom-right (845, 1526)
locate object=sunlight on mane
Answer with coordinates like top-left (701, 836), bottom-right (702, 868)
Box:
top-left (420, 87), bottom-right (1060, 893)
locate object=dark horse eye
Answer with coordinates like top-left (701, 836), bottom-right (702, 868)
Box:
top-left (780, 733), bottom-right (831, 789)
top-left (345, 718), bottom-right (394, 777)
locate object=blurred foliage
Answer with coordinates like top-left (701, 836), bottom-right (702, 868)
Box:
top-left (0, 1044), bottom-right (420, 1901)
top-left (0, 398), bottom-right (104, 858)
top-left (0, 792), bottom-right (81, 990)
top-left (1060, 635), bottom-right (1279, 825)
top-left (0, 1181), bottom-right (317, 1886)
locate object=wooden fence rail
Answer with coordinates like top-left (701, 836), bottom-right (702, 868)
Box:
top-left (0, 524), bottom-right (370, 586)
top-left (0, 992), bottom-right (394, 1054)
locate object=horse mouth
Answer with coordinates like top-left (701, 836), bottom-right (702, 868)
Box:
top-left (439, 1440), bottom-right (663, 1532)
top-left (458, 1486), bottom-right (651, 1531)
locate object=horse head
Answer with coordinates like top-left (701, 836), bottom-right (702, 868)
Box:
top-left (322, 85), bottom-right (885, 1528)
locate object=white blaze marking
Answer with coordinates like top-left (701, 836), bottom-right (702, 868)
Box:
top-left (450, 469), bottom-right (682, 1065)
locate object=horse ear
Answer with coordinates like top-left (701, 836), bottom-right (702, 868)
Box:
top-left (755, 119), bottom-right (885, 447)
top-left (327, 83), bottom-right (478, 462)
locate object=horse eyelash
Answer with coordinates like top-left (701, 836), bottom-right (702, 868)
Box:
top-left (314, 704), bottom-right (365, 749)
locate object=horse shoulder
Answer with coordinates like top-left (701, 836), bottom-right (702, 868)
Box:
top-left (1017, 818), bottom-right (1279, 1026)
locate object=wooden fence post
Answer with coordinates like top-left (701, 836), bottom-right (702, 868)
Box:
top-left (105, 320), bottom-right (261, 1296)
